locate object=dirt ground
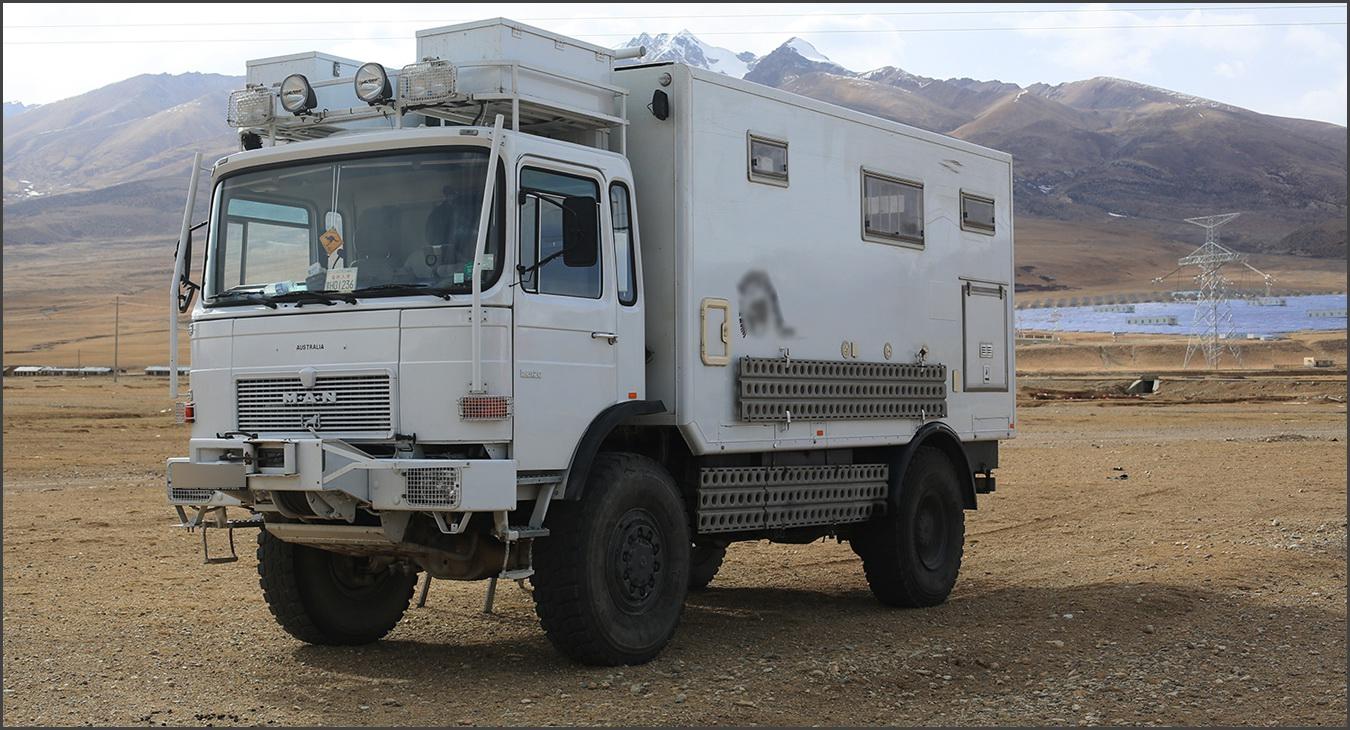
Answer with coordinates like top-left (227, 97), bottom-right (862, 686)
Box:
top-left (2, 375), bottom-right (1346, 727)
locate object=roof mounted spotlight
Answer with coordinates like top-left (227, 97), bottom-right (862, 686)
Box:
top-left (226, 85), bottom-right (274, 127)
top-left (399, 59), bottom-right (458, 107)
top-left (279, 73), bottom-right (317, 115)
top-left (354, 62), bottom-right (393, 105)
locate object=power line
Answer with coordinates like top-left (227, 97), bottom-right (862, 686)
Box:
top-left (3, 4), bottom-right (1344, 29)
top-left (4, 20), bottom-right (1345, 45)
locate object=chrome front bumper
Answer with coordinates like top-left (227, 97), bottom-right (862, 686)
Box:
top-left (166, 437), bottom-right (517, 513)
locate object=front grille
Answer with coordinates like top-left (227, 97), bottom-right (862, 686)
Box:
top-left (403, 467), bottom-right (461, 508)
top-left (236, 374), bottom-right (393, 434)
top-left (168, 487), bottom-right (214, 504)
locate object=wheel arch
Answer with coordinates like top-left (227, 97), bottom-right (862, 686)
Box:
top-left (561, 400), bottom-right (666, 501)
top-left (892, 422), bottom-right (978, 510)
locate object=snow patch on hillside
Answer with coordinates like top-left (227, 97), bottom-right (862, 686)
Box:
top-left (785, 37), bottom-right (829, 63)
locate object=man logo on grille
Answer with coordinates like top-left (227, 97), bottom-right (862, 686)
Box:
top-left (282, 391), bottom-right (338, 405)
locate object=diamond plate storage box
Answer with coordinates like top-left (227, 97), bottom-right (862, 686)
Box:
top-left (415, 18), bottom-right (622, 121)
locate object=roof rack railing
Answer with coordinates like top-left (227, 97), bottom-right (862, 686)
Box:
top-left (233, 59), bottom-right (630, 152)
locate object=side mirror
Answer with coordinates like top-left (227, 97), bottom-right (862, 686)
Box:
top-left (561, 196), bottom-right (598, 268)
top-left (177, 227), bottom-right (200, 313)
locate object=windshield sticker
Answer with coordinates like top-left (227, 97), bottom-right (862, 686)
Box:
top-left (453, 272), bottom-right (465, 284)
top-left (320, 227), bottom-right (344, 255)
top-left (325, 267), bottom-right (358, 292)
top-left (320, 227), bottom-right (346, 268)
top-left (481, 254), bottom-right (495, 270)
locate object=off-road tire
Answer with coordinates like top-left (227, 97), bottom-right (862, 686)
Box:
top-left (256, 528), bottom-right (416, 645)
top-left (687, 544), bottom-right (726, 591)
top-left (531, 452), bottom-right (691, 666)
top-left (852, 446), bottom-right (965, 607)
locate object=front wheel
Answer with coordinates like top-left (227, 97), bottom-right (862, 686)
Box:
top-left (531, 452), bottom-right (691, 666)
top-left (851, 446), bottom-right (965, 607)
top-left (257, 529), bottom-right (417, 645)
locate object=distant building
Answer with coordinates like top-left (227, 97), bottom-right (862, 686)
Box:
top-left (144, 366), bottom-right (191, 376)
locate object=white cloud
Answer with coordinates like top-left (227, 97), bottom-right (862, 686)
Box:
top-left (1283, 73), bottom-right (1348, 126)
top-left (1283, 25), bottom-right (1345, 61)
top-left (1013, 5), bottom-right (1270, 77)
top-left (1214, 60), bottom-right (1246, 79)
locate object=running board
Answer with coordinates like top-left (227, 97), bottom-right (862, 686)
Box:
top-left (697, 464), bottom-right (888, 534)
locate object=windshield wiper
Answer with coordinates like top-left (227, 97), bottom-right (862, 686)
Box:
top-left (351, 283), bottom-right (454, 301)
top-left (268, 290), bottom-right (358, 306)
top-left (207, 291), bottom-right (278, 309)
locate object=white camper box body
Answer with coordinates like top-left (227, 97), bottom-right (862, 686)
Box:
top-left (618, 63), bottom-right (1015, 455)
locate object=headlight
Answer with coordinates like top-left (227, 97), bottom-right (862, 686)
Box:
top-left (226, 86), bottom-right (274, 127)
top-left (399, 60), bottom-right (457, 106)
top-left (279, 74), bottom-right (317, 115)
top-left (354, 62), bottom-right (393, 105)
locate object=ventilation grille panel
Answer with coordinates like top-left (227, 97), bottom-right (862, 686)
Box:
top-left (402, 466), bottom-right (461, 508)
top-left (236, 374), bottom-right (393, 434)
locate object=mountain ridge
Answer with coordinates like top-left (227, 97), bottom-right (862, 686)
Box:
top-left (2, 34), bottom-right (1344, 259)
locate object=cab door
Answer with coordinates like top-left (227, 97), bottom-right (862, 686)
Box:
top-left (512, 160), bottom-right (617, 471)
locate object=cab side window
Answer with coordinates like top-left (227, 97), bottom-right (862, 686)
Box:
top-left (610, 182), bottom-right (637, 306)
top-left (519, 167), bottom-right (601, 298)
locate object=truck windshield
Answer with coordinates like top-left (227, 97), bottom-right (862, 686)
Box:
top-left (206, 148), bottom-right (504, 303)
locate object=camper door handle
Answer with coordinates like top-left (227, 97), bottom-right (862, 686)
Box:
top-left (591, 331), bottom-right (618, 344)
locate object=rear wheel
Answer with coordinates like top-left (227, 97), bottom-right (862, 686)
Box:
top-left (257, 529), bottom-right (417, 645)
top-left (852, 446), bottom-right (965, 607)
top-left (531, 452), bottom-right (691, 666)
top-left (688, 544), bottom-right (726, 591)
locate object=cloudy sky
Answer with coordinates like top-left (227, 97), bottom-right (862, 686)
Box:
top-left (3, 2), bottom-right (1346, 124)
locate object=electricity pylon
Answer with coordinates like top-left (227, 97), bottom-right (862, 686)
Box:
top-left (1152, 213), bottom-right (1247, 369)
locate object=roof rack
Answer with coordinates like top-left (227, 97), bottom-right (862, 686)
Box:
top-left (238, 62), bottom-right (630, 151)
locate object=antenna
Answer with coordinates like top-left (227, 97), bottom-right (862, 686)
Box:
top-left (1151, 213), bottom-right (1245, 369)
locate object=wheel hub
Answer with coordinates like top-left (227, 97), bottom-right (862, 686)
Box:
top-left (914, 493), bottom-right (949, 571)
top-left (328, 554), bottom-right (391, 598)
top-left (609, 509), bottom-right (664, 610)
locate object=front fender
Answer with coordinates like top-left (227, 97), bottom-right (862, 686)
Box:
top-left (560, 400), bottom-right (666, 501)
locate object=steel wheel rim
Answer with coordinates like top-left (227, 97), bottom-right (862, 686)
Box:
top-left (607, 508), bottom-right (665, 613)
top-left (913, 491), bottom-right (949, 571)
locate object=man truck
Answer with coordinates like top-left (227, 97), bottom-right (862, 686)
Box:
top-left (166, 18), bottom-right (1014, 666)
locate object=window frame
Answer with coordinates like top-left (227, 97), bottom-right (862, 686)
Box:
top-left (609, 181), bottom-right (638, 307)
top-left (860, 167), bottom-right (926, 249)
top-left (214, 193), bottom-right (317, 294)
top-left (203, 146), bottom-right (507, 304)
top-left (517, 164), bottom-right (604, 300)
top-left (960, 191), bottom-right (996, 235)
top-left (746, 132), bottom-right (790, 187)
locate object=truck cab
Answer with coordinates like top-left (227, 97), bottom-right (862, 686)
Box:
top-left (167, 18), bottom-right (1012, 666)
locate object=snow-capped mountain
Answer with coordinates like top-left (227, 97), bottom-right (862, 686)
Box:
top-left (621, 31), bottom-right (757, 78)
top-left (743, 37), bottom-right (853, 87)
top-left (620, 33), bottom-right (850, 85)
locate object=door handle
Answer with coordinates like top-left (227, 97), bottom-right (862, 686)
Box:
top-left (591, 331), bottom-right (618, 344)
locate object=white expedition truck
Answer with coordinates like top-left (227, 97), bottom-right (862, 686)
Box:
top-left (166, 18), bottom-right (1014, 666)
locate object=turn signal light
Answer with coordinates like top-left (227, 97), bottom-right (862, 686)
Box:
top-left (175, 401), bottom-right (195, 424)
